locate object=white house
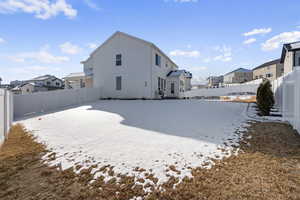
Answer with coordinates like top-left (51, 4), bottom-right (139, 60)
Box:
top-left (223, 68), bottom-right (253, 84)
top-left (29, 75), bottom-right (64, 89)
top-left (63, 72), bottom-right (93, 89)
top-left (280, 41), bottom-right (300, 74)
top-left (82, 31), bottom-right (192, 99)
top-left (11, 75), bottom-right (64, 94)
top-left (11, 82), bottom-right (48, 95)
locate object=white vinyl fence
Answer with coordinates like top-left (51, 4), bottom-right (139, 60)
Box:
top-left (185, 84), bottom-right (259, 98)
top-left (282, 68), bottom-right (300, 133)
top-left (0, 89), bottom-right (13, 145)
top-left (14, 87), bottom-right (101, 119)
top-left (271, 76), bottom-right (283, 111)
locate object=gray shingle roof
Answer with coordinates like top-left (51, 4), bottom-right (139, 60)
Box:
top-left (225, 68), bottom-right (252, 76)
top-left (253, 59), bottom-right (281, 71)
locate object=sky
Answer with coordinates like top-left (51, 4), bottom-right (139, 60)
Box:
top-left (0, 0), bottom-right (300, 84)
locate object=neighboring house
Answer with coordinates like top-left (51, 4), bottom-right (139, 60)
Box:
top-left (207, 76), bottom-right (223, 88)
top-left (223, 68), bottom-right (253, 84)
top-left (11, 75), bottom-right (64, 94)
top-left (81, 31), bottom-right (192, 99)
top-left (165, 70), bottom-right (192, 98)
top-left (11, 82), bottom-right (48, 95)
top-left (29, 75), bottom-right (64, 89)
top-left (252, 59), bottom-right (284, 81)
top-left (63, 72), bottom-right (93, 89)
top-left (280, 41), bottom-right (300, 74)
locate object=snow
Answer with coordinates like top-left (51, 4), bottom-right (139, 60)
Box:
top-left (16, 100), bottom-right (250, 186)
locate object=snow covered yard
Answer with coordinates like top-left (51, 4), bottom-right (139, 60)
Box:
top-left (16, 100), bottom-right (250, 188)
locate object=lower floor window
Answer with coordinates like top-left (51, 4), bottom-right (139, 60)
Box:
top-left (116, 76), bottom-right (122, 90)
top-left (171, 83), bottom-right (175, 94)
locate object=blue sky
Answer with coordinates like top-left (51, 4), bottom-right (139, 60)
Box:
top-left (0, 0), bottom-right (300, 84)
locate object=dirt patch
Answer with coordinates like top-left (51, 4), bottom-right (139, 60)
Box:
top-left (1, 122), bottom-right (300, 200)
top-left (148, 122), bottom-right (300, 200)
top-left (220, 95), bottom-right (257, 103)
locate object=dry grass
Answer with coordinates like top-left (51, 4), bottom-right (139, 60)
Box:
top-left (147, 122), bottom-right (300, 200)
top-left (220, 95), bottom-right (257, 103)
top-left (0, 122), bottom-right (300, 200)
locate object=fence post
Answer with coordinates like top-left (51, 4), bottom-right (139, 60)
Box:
top-left (0, 89), bottom-right (7, 145)
top-left (294, 68), bottom-right (300, 132)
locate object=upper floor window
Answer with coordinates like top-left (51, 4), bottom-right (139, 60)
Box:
top-left (155, 54), bottom-right (161, 66)
top-left (294, 50), bottom-right (300, 67)
top-left (116, 54), bottom-right (122, 66)
top-left (46, 81), bottom-right (50, 85)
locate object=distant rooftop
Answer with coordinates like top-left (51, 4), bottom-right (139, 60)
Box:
top-left (253, 59), bottom-right (281, 71)
top-left (167, 70), bottom-right (192, 78)
top-left (30, 74), bottom-right (56, 81)
top-left (225, 68), bottom-right (252, 75)
top-left (64, 72), bottom-right (86, 79)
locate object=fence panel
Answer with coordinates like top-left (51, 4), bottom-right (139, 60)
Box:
top-left (271, 76), bottom-right (283, 111)
top-left (0, 89), bottom-right (13, 145)
top-left (282, 67), bottom-right (300, 134)
top-left (14, 87), bottom-right (101, 119)
top-left (184, 84), bottom-right (259, 98)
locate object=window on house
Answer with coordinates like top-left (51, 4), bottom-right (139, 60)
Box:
top-left (266, 73), bottom-right (273, 78)
top-left (158, 77), bottom-right (161, 90)
top-left (161, 78), bottom-right (164, 91)
top-left (116, 54), bottom-right (122, 66)
top-left (171, 83), bottom-right (175, 94)
top-left (164, 79), bottom-right (166, 90)
top-left (165, 62), bottom-right (168, 68)
top-left (46, 81), bottom-right (50, 85)
top-left (294, 50), bottom-right (300, 67)
top-left (56, 82), bottom-right (60, 86)
top-left (155, 54), bottom-right (161, 66)
top-left (116, 76), bottom-right (122, 90)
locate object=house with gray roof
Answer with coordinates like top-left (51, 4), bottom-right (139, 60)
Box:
top-left (81, 31), bottom-right (192, 99)
top-left (10, 75), bottom-right (64, 94)
top-left (252, 59), bottom-right (283, 81)
top-left (280, 41), bottom-right (300, 74)
top-left (63, 72), bottom-right (93, 89)
top-left (223, 68), bottom-right (253, 84)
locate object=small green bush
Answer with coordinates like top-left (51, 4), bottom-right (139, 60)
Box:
top-left (256, 80), bottom-right (275, 116)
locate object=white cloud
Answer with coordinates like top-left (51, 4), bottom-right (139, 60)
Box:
top-left (243, 28), bottom-right (272, 37)
top-left (60, 42), bottom-right (81, 55)
top-left (243, 38), bottom-right (256, 45)
top-left (0, 37), bottom-right (5, 43)
top-left (83, 0), bottom-right (101, 11)
top-left (0, 0), bottom-right (77, 20)
top-left (10, 45), bottom-right (69, 63)
top-left (169, 49), bottom-right (200, 58)
top-left (87, 43), bottom-right (98, 49)
top-left (261, 31), bottom-right (300, 51)
top-left (213, 45), bottom-right (232, 62)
